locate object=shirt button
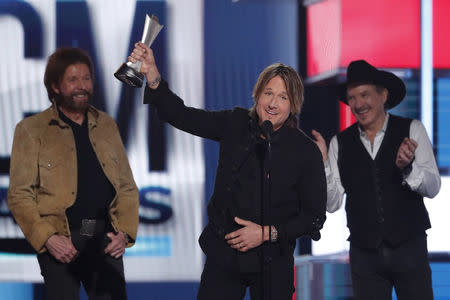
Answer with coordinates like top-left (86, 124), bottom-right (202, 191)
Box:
top-left (264, 257), bottom-right (272, 264)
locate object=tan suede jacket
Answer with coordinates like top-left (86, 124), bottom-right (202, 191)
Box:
top-left (7, 104), bottom-right (139, 253)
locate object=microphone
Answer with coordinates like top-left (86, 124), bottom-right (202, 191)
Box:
top-left (310, 231), bottom-right (321, 241)
top-left (310, 215), bottom-right (325, 241)
top-left (261, 120), bottom-right (273, 142)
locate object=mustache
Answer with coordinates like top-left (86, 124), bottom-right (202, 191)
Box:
top-left (71, 90), bottom-right (92, 97)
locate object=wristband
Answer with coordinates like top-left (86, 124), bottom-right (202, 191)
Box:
top-left (270, 225), bottom-right (278, 242)
top-left (148, 75), bottom-right (161, 87)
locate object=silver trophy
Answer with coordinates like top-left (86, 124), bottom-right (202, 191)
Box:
top-left (114, 14), bottom-right (164, 88)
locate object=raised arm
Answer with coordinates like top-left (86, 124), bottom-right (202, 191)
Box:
top-left (130, 42), bottom-right (231, 142)
top-left (401, 120), bottom-right (441, 198)
top-left (129, 42), bottom-right (162, 90)
top-left (312, 131), bottom-right (346, 213)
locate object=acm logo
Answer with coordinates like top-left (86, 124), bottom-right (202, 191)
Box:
top-left (0, 0), bottom-right (172, 229)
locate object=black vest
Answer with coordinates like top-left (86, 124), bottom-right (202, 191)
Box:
top-left (338, 115), bottom-right (431, 249)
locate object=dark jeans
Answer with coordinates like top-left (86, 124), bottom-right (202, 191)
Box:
top-left (197, 256), bottom-right (294, 300)
top-left (37, 231), bottom-right (126, 300)
top-left (350, 235), bottom-right (433, 300)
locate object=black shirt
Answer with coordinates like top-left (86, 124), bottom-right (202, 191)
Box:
top-left (144, 82), bottom-right (327, 273)
top-left (234, 119), bottom-right (277, 272)
top-left (58, 109), bottom-right (116, 230)
top-left (234, 122), bottom-right (264, 223)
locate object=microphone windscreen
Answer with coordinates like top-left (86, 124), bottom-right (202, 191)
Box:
top-left (310, 231), bottom-right (321, 241)
top-left (261, 120), bottom-right (273, 140)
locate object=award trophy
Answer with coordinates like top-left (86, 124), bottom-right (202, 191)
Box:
top-left (114, 14), bottom-right (164, 88)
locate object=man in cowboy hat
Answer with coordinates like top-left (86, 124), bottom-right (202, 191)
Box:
top-left (312, 60), bottom-right (441, 300)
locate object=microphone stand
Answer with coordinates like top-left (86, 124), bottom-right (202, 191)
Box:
top-left (265, 136), bottom-right (272, 300)
top-left (260, 121), bottom-right (273, 300)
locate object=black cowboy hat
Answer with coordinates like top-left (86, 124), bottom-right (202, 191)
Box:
top-left (338, 60), bottom-right (406, 109)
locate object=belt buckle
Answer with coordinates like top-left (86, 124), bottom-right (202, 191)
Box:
top-left (80, 219), bottom-right (97, 237)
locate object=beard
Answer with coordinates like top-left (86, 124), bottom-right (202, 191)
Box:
top-left (55, 90), bottom-right (93, 114)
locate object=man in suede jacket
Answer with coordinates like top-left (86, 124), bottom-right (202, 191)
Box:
top-left (129, 42), bottom-right (326, 300)
top-left (8, 47), bottom-right (139, 300)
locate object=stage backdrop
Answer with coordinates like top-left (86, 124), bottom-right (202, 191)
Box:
top-left (0, 0), bottom-right (205, 282)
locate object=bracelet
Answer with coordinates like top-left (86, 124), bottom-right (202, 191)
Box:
top-left (148, 75), bottom-right (161, 87)
top-left (270, 225), bottom-right (278, 242)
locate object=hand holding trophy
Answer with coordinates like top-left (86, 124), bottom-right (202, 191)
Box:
top-left (114, 14), bottom-right (163, 88)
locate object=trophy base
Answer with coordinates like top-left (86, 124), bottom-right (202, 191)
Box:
top-left (114, 63), bottom-right (144, 88)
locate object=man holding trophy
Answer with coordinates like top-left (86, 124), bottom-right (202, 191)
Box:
top-left (115, 14), bottom-right (163, 88)
top-left (125, 16), bottom-right (326, 300)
